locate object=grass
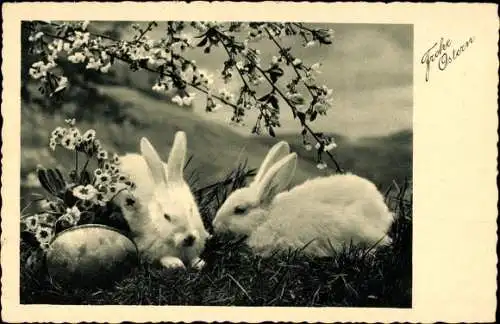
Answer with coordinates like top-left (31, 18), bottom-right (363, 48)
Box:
top-left (20, 159), bottom-right (412, 307)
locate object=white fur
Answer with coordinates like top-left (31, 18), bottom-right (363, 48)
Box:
top-left (212, 142), bottom-right (394, 258)
top-left (115, 132), bottom-right (210, 269)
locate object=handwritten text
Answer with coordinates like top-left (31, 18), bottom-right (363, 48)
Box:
top-left (421, 36), bottom-right (475, 82)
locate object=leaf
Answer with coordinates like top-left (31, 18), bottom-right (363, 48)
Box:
top-left (319, 38), bottom-right (333, 45)
top-left (268, 67), bottom-right (284, 83)
top-left (46, 169), bottom-right (63, 194)
top-left (258, 93), bottom-right (271, 102)
top-left (310, 111), bottom-right (318, 122)
top-left (47, 169), bottom-right (64, 193)
top-left (37, 168), bottom-right (55, 195)
top-left (288, 95), bottom-right (305, 106)
top-left (54, 168), bottom-right (66, 184)
top-left (268, 127), bottom-right (276, 137)
top-left (196, 36), bottom-right (209, 47)
top-left (267, 94), bottom-right (280, 111)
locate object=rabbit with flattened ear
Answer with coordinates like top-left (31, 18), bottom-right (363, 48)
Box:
top-left (116, 131), bottom-right (210, 270)
top-left (212, 141), bottom-right (394, 258)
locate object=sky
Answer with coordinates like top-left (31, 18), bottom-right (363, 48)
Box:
top-left (117, 22), bottom-right (414, 140)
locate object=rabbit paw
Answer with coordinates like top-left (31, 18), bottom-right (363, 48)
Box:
top-left (190, 257), bottom-right (206, 271)
top-left (160, 256), bottom-right (186, 270)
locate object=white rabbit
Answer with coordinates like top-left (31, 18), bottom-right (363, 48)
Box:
top-left (212, 141), bottom-right (394, 258)
top-left (115, 131), bottom-right (210, 270)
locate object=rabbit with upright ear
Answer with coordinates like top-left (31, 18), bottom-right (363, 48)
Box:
top-left (212, 141), bottom-right (394, 258)
top-left (116, 131), bottom-right (210, 270)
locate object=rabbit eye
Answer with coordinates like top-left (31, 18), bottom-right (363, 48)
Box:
top-left (234, 206), bottom-right (247, 215)
top-left (163, 213), bottom-right (172, 221)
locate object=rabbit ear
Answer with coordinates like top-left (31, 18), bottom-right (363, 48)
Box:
top-left (256, 153), bottom-right (297, 206)
top-left (166, 131), bottom-right (187, 183)
top-left (140, 137), bottom-right (167, 185)
top-left (252, 141), bottom-right (290, 185)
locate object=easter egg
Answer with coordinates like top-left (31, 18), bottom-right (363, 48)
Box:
top-left (46, 224), bottom-right (139, 288)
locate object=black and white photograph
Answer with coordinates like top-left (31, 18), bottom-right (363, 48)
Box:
top-left (18, 19), bottom-right (413, 307)
top-left (1, 2), bottom-right (497, 323)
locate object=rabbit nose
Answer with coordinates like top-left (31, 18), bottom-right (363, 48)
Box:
top-left (183, 234), bottom-right (196, 247)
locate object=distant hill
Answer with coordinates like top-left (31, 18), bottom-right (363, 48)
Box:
top-left (100, 86), bottom-right (412, 190)
top-left (21, 82), bottom-right (411, 198)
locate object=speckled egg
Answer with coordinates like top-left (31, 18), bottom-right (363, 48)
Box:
top-left (46, 224), bottom-right (139, 288)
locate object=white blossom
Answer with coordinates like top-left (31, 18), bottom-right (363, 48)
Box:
top-left (316, 162), bottom-right (328, 170)
top-left (100, 62), bottom-right (111, 73)
top-left (68, 52), bottom-right (86, 63)
top-left (325, 142), bottom-right (337, 152)
top-left (81, 20), bottom-right (90, 31)
top-left (152, 83), bottom-right (166, 92)
top-left (305, 40), bottom-right (317, 48)
top-left (311, 62), bottom-right (322, 74)
top-left (86, 57), bottom-right (102, 70)
top-left (292, 58), bottom-right (302, 67)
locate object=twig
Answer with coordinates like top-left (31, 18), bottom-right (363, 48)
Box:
top-left (28, 21), bottom-right (342, 172)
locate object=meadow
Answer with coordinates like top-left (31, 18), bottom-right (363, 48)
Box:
top-left (19, 21), bottom-right (413, 307)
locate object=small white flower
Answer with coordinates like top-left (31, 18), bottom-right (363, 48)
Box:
top-left (38, 213), bottom-right (57, 227)
top-left (63, 42), bottom-right (72, 52)
top-left (32, 61), bottom-right (44, 68)
top-left (82, 129), bottom-right (96, 142)
top-left (68, 52), bottom-right (86, 63)
top-left (58, 214), bottom-right (76, 227)
top-left (292, 58), bottom-right (302, 66)
top-left (196, 69), bottom-right (213, 86)
top-left (182, 93), bottom-right (196, 106)
top-left (311, 62), bottom-right (322, 74)
top-left (93, 191), bottom-right (108, 206)
top-left (29, 68), bottom-right (43, 80)
top-left (112, 153), bottom-right (121, 165)
top-left (73, 184), bottom-right (98, 200)
top-left (315, 142), bottom-right (321, 150)
top-left (86, 57), bottom-right (102, 70)
top-left (305, 40), bottom-right (317, 48)
top-left (316, 162), bottom-right (328, 170)
top-left (49, 138), bottom-right (57, 151)
top-left (325, 142), bottom-right (337, 152)
top-left (219, 89), bottom-right (234, 103)
top-left (313, 102), bottom-right (328, 114)
top-left (304, 144), bottom-right (312, 151)
top-left (152, 83), bottom-right (166, 92)
top-left (61, 134), bottom-right (76, 150)
top-left (236, 61), bottom-right (245, 70)
top-left (271, 56), bottom-right (279, 65)
top-left (35, 226), bottom-right (54, 245)
top-left (23, 215), bottom-right (39, 232)
top-left (53, 76), bottom-right (68, 94)
top-left (172, 95), bottom-right (183, 106)
top-left (180, 65), bottom-right (194, 83)
top-left (81, 20), bottom-right (90, 31)
top-left (96, 149), bottom-right (108, 161)
top-left (29, 31), bottom-right (44, 42)
top-left (100, 62), bottom-right (111, 73)
top-left (180, 33), bottom-right (194, 47)
top-left (101, 51), bottom-right (109, 61)
top-left (56, 39), bottom-right (64, 52)
top-left (38, 199), bottom-right (52, 211)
